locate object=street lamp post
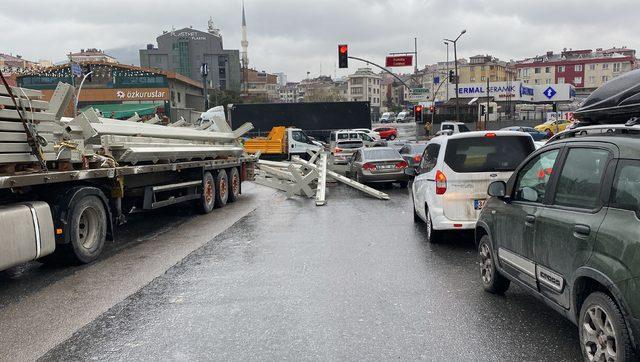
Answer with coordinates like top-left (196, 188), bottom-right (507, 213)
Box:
top-left (444, 41), bottom-right (449, 106)
top-left (74, 71), bottom-right (93, 116)
top-left (444, 29), bottom-right (466, 122)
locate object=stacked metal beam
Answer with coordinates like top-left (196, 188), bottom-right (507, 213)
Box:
top-left (0, 85), bottom-right (61, 164)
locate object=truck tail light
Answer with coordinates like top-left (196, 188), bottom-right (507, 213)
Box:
top-left (395, 160), bottom-right (408, 169)
top-left (334, 147), bottom-right (343, 154)
top-left (363, 162), bottom-right (376, 170)
top-left (435, 170), bottom-right (447, 194)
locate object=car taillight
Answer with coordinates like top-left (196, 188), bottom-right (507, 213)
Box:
top-left (435, 170), bottom-right (447, 194)
top-left (363, 162), bottom-right (376, 170)
top-left (413, 155), bottom-right (422, 163)
top-left (334, 147), bottom-right (343, 153)
top-left (485, 132), bottom-right (496, 138)
top-left (395, 160), bottom-right (408, 169)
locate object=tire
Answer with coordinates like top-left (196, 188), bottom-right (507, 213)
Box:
top-left (425, 205), bottom-right (441, 243)
top-left (389, 134), bottom-right (397, 140)
top-left (579, 292), bottom-right (637, 362)
top-left (197, 171), bottom-right (215, 214)
top-left (215, 169), bottom-right (229, 208)
top-left (413, 202), bottom-right (420, 222)
top-left (227, 167), bottom-right (240, 203)
top-left (478, 235), bottom-right (510, 294)
top-left (64, 195), bottom-right (107, 264)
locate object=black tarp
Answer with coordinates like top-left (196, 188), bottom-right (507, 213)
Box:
top-left (229, 102), bottom-right (371, 141)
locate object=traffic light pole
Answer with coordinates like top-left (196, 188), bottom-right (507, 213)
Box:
top-left (347, 56), bottom-right (411, 91)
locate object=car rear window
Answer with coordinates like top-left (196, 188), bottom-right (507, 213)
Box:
top-left (336, 140), bottom-right (363, 149)
top-left (409, 144), bottom-right (427, 154)
top-left (363, 148), bottom-right (401, 160)
top-left (444, 136), bottom-right (534, 173)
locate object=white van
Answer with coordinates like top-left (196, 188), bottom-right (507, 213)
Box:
top-left (396, 111), bottom-right (411, 123)
top-left (330, 130), bottom-right (364, 164)
top-left (411, 131), bottom-right (535, 242)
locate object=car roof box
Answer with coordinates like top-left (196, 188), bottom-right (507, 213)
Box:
top-left (573, 68), bottom-right (640, 125)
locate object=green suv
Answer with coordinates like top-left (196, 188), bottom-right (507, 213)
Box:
top-left (476, 125), bottom-right (640, 361)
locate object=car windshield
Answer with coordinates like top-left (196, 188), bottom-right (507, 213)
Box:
top-left (442, 124), bottom-right (454, 130)
top-left (363, 148), bottom-right (401, 160)
top-left (458, 124), bottom-right (470, 132)
top-left (444, 136), bottom-right (534, 172)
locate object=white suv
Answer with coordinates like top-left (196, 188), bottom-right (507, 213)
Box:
top-left (411, 131), bottom-right (535, 242)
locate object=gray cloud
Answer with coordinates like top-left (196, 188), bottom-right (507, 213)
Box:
top-left (1, 0), bottom-right (638, 81)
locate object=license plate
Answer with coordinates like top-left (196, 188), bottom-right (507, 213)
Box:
top-left (474, 199), bottom-right (486, 210)
top-left (376, 165), bottom-right (394, 170)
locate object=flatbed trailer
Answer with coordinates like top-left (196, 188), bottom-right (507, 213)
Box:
top-left (0, 155), bottom-right (256, 271)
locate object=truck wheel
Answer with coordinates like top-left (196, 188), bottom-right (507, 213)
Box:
top-left (66, 195), bottom-right (107, 264)
top-left (227, 167), bottom-right (240, 203)
top-left (478, 235), bottom-right (510, 294)
top-left (197, 171), bottom-right (215, 214)
top-left (215, 169), bottom-right (229, 208)
top-left (579, 292), bottom-right (637, 362)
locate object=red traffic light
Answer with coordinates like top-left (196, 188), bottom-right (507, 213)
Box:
top-left (415, 105), bottom-right (423, 112)
top-left (339, 45), bottom-right (348, 54)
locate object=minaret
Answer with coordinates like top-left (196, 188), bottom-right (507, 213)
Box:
top-left (241, 1), bottom-right (249, 69)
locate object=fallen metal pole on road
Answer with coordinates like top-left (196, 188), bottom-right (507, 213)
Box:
top-left (291, 156), bottom-right (389, 200)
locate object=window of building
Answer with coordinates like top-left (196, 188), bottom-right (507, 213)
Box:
top-left (535, 67), bottom-right (541, 74)
top-left (480, 66), bottom-right (485, 71)
top-left (481, 76), bottom-right (486, 81)
top-left (470, 77), bottom-right (475, 82)
top-left (534, 79), bottom-right (540, 85)
top-left (575, 64), bottom-right (582, 71)
top-left (603, 63), bottom-right (609, 69)
top-left (177, 92), bottom-right (181, 103)
top-left (574, 77), bottom-right (582, 84)
top-left (589, 64), bottom-right (596, 70)
top-left (558, 77), bottom-right (565, 84)
top-left (490, 75), bottom-right (497, 81)
top-left (588, 76), bottom-right (595, 84)
top-left (558, 66), bottom-right (565, 72)
top-left (602, 76), bottom-right (609, 82)
top-left (614, 63), bottom-right (621, 72)
top-left (546, 79), bottom-right (551, 84)
top-left (351, 87), bottom-right (363, 95)
top-left (470, 66), bottom-right (475, 72)
top-left (545, 67), bottom-right (551, 73)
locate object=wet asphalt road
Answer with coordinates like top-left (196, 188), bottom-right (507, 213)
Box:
top-left (38, 183), bottom-right (581, 361)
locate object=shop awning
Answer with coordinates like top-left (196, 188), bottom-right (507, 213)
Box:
top-left (81, 103), bottom-right (161, 119)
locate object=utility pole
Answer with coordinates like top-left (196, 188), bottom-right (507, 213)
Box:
top-left (201, 63), bottom-right (209, 110)
top-left (444, 29), bottom-right (466, 123)
top-left (444, 41), bottom-right (449, 106)
top-left (414, 37), bottom-right (418, 74)
top-left (485, 76), bottom-right (490, 130)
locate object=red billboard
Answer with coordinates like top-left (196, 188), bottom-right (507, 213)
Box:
top-left (385, 55), bottom-right (413, 67)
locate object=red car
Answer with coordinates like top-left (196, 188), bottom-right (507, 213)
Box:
top-left (373, 126), bottom-right (398, 140)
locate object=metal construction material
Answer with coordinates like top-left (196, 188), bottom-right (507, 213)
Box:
top-left (315, 152), bottom-right (327, 206)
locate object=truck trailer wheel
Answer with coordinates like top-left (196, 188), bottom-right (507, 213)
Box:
top-left (228, 167), bottom-right (240, 203)
top-left (65, 195), bottom-right (107, 264)
top-left (215, 169), bottom-right (229, 208)
top-left (197, 171), bottom-right (216, 214)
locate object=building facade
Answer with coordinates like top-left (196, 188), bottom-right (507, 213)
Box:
top-left (243, 68), bottom-right (278, 101)
top-left (348, 68), bottom-right (382, 115)
top-left (68, 49), bottom-right (117, 63)
top-left (278, 82), bottom-right (298, 103)
top-left (17, 62), bottom-right (203, 122)
top-left (458, 55), bottom-right (515, 84)
top-left (139, 22), bottom-right (241, 92)
top-left (515, 47), bottom-right (637, 93)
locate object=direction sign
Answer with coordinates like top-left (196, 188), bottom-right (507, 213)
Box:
top-left (71, 62), bottom-right (82, 77)
top-left (543, 86), bottom-right (557, 99)
top-left (385, 55), bottom-right (413, 67)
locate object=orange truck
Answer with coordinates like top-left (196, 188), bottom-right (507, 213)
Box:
top-left (244, 126), bottom-right (322, 159)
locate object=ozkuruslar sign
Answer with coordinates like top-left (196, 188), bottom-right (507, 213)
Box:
top-left (446, 81), bottom-right (575, 103)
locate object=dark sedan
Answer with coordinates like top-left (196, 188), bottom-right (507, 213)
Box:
top-left (346, 147), bottom-right (410, 187)
top-left (500, 126), bottom-right (546, 141)
top-left (399, 143), bottom-right (427, 176)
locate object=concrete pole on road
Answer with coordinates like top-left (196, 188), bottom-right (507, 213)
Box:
top-left (445, 29), bottom-right (466, 123)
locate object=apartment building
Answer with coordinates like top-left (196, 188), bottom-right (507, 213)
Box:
top-left (458, 55), bottom-right (515, 83)
top-left (515, 47), bottom-right (637, 92)
top-left (347, 68), bottom-right (382, 113)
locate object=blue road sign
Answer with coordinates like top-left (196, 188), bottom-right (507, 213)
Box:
top-left (543, 86), bottom-right (557, 99)
top-left (433, 76), bottom-right (440, 84)
top-left (71, 62), bottom-right (82, 77)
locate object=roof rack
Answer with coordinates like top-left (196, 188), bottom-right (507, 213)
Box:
top-left (547, 124), bottom-right (640, 143)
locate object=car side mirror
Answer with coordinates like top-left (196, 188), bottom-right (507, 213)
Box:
top-left (488, 181), bottom-right (507, 198)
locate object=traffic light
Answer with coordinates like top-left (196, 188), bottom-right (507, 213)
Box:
top-left (429, 105), bottom-right (436, 113)
top-left (414, 105), bottom-right (423, 123)
top-left (448, 70), bottom-right (455, 83)
top-left (338, 44), bottom-right (348, 68)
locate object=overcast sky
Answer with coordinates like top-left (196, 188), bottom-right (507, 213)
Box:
top-left (2, 0), bottom-right (638, 81)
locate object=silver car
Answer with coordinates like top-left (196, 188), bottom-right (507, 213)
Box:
top-left (346, 147), bottom-right (410, 187)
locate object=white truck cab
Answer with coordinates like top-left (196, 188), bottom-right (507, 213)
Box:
top-left (440, 121), bottom-right (471, 134)
top-left (288, 128), bottom-right (322, 156)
